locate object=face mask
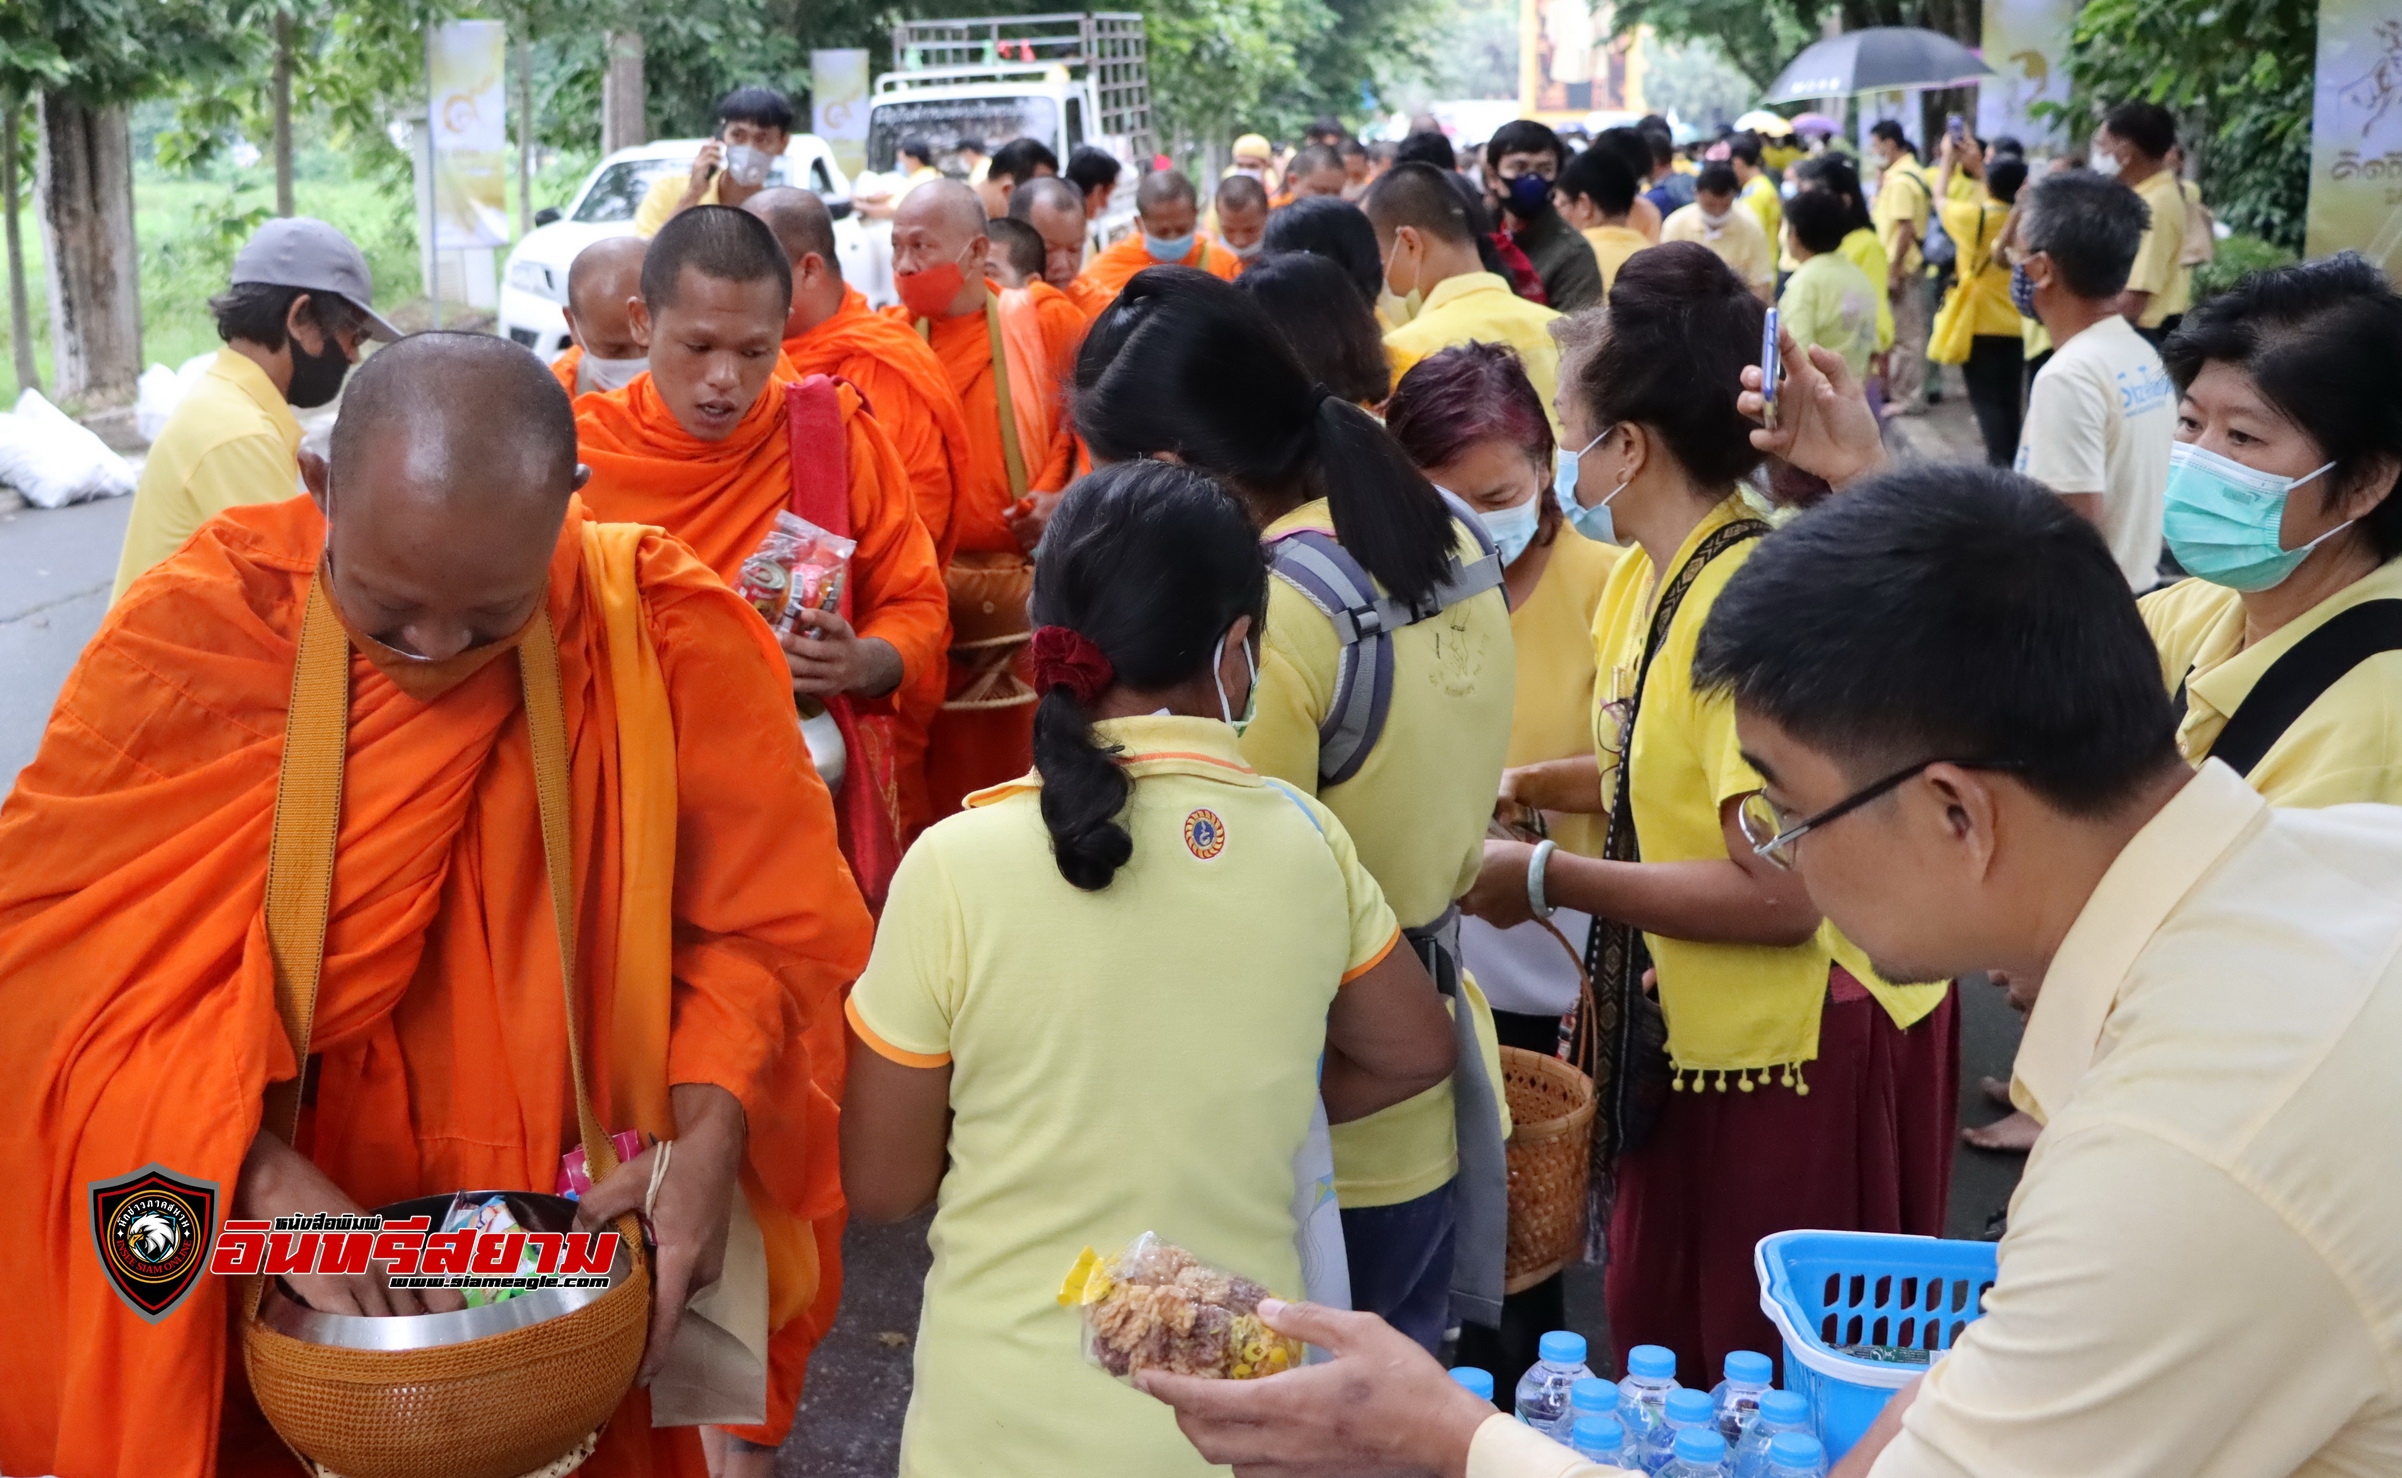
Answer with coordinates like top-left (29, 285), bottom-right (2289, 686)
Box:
top-left (1552, 427), bottom-right (1627, 544)
top-left (2009, 260), bottom-right (2040, 318)
top-left (722, 142), bottom-right (774, 187)
top-left (1476, 494), bottom-right (1542, 565)
top-left (1699, 207), bottom-right (1732, 228)
top-left (1378, 241), bottom-right (1425, 325)
top-left (1235, 165), bottom-right (1267, 181)
top-left (580, 353), bottom-right (648, 395)
top-left (1505, 174), bottom-right (1553, 218)
top-left (2162, 441), bottom-right (2345, 591)
top-left (287, 330), bottom-right (352, 410)
top-left (2089, 150), bottom-right (2121, 177)
top-left (1143, 231), bottom-right (1196, 263)
top-left (1212, 626), bottom-right (1259, 734)
top-left (1230, 238), bottom-right (1265, 262)
top-left (895, 259), bottom-right (968, 318)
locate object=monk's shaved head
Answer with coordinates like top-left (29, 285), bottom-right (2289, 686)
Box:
top-left (1010, 175), bottom-right (1089, 289)
top-left (1008, 174), bottom-right (1084, 224)
top-left (894, 178), bottom-right (988, 243)
top-left (1215, 173), bottom-right (1269, 214)
top-left (641, 205), bottom-right (793, 315)
top-left (563, 235), bottom-right (647, 360)
top-left (741, 186), bottom-right (839, 273)
top-left (1135, 169), bottom-right (1198, 214)
top-left (317, 332), bottom-right (580, 662)
top-left (1363, 161), bottom-right (1475, 247)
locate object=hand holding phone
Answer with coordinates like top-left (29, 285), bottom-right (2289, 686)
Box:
top-left (1758, 307), bottom-right (1782, 431)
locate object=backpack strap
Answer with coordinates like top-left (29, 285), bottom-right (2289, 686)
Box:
top-left (2205, 599), bottom-right (2402, 776)
top-left (1265, 502), bottom-right (1506, 789)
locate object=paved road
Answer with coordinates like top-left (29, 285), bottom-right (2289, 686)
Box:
top-left (0, 493), bottom-right (133, 792)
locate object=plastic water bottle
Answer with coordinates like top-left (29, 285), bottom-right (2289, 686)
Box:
top-left (1661, 1426), bottom-right (1732, 1478)
top-left (1616, 1344), bottom-right (1681, 1466)
top-left (1710, 1351), bottom-right (1775, 1442)
top-left (1569, 1376), bottom-right (1618, 1430)
top-left (1765, 1432), bottom-right (1827, 1478)
top-left (1733, 1390), bottom-right (1811, 1478)
top-left (1451, 1366), bottom-right (1495, 1401)
top-left (1656, 1389), bottom-right (1717, 1473)
top-left (1513, 1331), bottom-right (1595, 1440)
top-left (1572, 1413), bottom-right (1631, 1467)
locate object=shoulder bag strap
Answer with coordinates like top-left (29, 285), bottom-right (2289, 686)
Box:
top-left (982, 294), bottom-right (1030, 500)
top-left (2207, 599), bottom-right (2402, 777)
top-left (784, 376), bottom-right (853, 622)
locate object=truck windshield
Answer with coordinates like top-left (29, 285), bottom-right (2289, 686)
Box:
top-left (571, 155), bottom-right (822, 224)
top-left (867, 97), bottom-right (1059, 174)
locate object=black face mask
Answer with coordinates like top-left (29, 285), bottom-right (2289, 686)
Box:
top-left (287, 328), bottom-right (353, 410)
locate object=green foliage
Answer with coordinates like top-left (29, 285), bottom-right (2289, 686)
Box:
top-left (1611, 0), bottom-right (1825, 93)
top-left (2190, 232), bottom-right (2299, 304)
top-left (2060, 0), bottom-right (2314, 251)
top-left (0, 0), bottom-right (253, 106)
top-left (1640, 36), bottom-right (1758, 128)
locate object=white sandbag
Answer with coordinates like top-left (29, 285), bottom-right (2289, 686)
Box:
top-left (0, 388), bottom-right (138, 508)
top-left (134, 352), bottom-right (217, 443)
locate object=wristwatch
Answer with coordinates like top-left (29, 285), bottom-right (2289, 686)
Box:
top-left (1526, 839), bottom-right (1558, 922)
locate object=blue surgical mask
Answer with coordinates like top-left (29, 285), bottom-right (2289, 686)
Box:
top-left (1213, 625), bottom-right (1259, 734)
top-left (1475, 494), bottom-right (1542, 565)
top-left (1143, 231), bottom-right (1196, 263)
top-left (2161, 441), bottom-right (2344, 591)
top-left (1552, 428), bottom-right (1626, 544)
top-left (2009, 260), bottom-right (2039, 317)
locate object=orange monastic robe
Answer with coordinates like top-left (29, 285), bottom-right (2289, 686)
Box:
top-left (552, 343), bottom-right (584, 397)
top-left (887, 279), bottom-right (1085, 815)
top-left (1058, 274), bottom-right (1116, 321)
top-left (1077, 230), bottom-right (1242, 301)
top-left (574, 369), bottom-right (951, 844)
top-left (0, 496), bottom-right (872, 1478)
top-left (784, 286), bottom-right (975, 566)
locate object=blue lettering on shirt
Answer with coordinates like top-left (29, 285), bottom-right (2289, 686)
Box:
top-left (2118, 361), bottom-right (2174, 418)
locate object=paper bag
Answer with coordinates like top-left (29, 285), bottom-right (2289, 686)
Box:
top-left (648, 1187), bottom-right (770, 1427)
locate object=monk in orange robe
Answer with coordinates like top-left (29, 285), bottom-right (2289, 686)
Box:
top-left (575, 209), bottom-right (948, 890)
top-left (0, 333), bottom-right (871, 1478)
top-left (556, 234), bottom-right (650, 399)
top-left (1011, 174), bottom-right (1113, 320)
top-left (1077, 168), bottom-right (1242, 300)
top-left (885, 180), bottom-right (1086, 815)
top-left (1213, 172), bottom-right (1271, 275)
top-left (743, 186), bottom-right (974, 566)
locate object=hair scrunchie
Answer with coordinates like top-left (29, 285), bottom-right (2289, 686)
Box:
top-left (1029, 625), bottom-right (1115, 705)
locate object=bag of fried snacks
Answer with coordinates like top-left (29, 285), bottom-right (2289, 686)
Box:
top-left (734, 510), bottom-right (855, 633)
top-left (1058, 1234), bottom-right (1303, 1381)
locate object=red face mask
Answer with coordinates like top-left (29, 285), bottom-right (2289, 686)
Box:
top-left (895, 259), bottom-right (967, 318)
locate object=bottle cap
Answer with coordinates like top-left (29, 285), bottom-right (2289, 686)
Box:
top-left (1760, 1390), bottom-right (1809, 1424)
top-left (1667, 1388), bottom-right (1715, 1423)
top-left (1449, 1366), bottom-right (1494, 1400)
top-left (1724, 1350), bottom-right (1774, 1385)
top-left (1538, 1330), bottom-right (1588, 1366)
top-left (1572, 1414), bottom-right (1625, 1449)
top-left (1570, 1376), bottom-right (1616, 1412)
top-left (1674, 1427), bottom-right (1730, 1463)
top-left (1770, 1432), bottom-right (1826, 1466)
top-left (1626, 1344), bottom-right (1677, 1379)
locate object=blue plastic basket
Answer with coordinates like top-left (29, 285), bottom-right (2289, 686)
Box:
top-left (1755, 1230), bottom-right (1997, 1461)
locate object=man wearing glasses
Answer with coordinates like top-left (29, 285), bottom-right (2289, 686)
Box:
top-left (1131, 462), bottom-right (2402, 1478)
top-left (1482, 120), bottom-right (1603, 312)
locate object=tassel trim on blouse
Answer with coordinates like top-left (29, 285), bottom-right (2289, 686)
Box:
top-left (1668, 1062), bottom-right (1810, 1096)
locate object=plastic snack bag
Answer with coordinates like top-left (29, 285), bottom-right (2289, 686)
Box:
top-left (733, 510), bottom-right (856, 633)
top-left (439, 1191), bottom-right (545, 1307)
top-left (1058, 1233), bottom-right (1302, 1381)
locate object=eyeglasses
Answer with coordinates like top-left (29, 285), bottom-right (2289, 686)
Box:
top-left (1737, 757), bottom-right (2027, 870)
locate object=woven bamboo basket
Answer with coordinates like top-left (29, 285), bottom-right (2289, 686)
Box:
top-left (1502, 1046), bottom-right (1596, 1294)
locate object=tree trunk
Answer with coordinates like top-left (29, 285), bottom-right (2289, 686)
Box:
top-left (4, 98), bottom-right (38, 396)
top-left (36, 93), bottom-right (141, 405)
top-left (601, 30), bottom-right (646, 155)
top-left (515, 30), bottom-right (533, 238)
top-left (272, 10), bottom-right (296, 216)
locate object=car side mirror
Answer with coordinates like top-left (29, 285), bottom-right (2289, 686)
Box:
top-left (534, 206), bottom-right (562, 227)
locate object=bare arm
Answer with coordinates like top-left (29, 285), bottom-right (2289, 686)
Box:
top-left (1322, 940), bottom-right (1455, 1124)
top-left (1465, 798), bottom-right (1819, 945)
top-left (1502, 756), bottom-right (1608, 815)
top-left (2058, 491), bottom-right (2106, 532)
top-left (840, 1034), bottom-right (953, 1223)
top-left (2118, 288), bottom-right (2154, 324)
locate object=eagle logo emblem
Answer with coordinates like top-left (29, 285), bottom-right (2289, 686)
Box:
top-left (90, 1165), bottom-right (217, 1322)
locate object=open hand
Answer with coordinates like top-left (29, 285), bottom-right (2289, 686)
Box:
top-left (1739, 325), bottom-right (1889, 489)
top-left (576, 1083), bottom-right (745, 1384)
top-left (235, 1130), bottom-right (465, 1317)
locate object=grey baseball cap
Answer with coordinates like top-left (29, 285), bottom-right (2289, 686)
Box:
top-left (230, 216), bottom-right (402, 342)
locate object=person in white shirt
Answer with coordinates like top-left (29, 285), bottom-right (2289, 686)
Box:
top-left (2010, 169), bottom-right (2175, 590)
top-left (1661, 162), bottom-right (1775, 303)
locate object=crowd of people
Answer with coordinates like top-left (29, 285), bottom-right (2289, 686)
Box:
top-left (4, 76), bottom-right (2398, 1478)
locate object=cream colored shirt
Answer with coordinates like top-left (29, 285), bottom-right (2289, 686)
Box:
top-left (1871, 760), bottom-right (2402, 1478)
top-left (1466, 1413), bottom-right (1637, 1477)
top-left (112, 349), bottom-right (301, 601)
top-left (1661, 201), bottom-right (1775, 296)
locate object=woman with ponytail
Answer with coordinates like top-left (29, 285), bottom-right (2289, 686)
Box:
top-left (1076, 266), bottom-right (1518, 1353)
top-left (842, 461), bottom-right (1454, 1478)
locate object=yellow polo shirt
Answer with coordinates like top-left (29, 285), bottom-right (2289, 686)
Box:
top-left (848, 715), bottom-right (1401, 1478)
top-left (111, 349), bottom-right (301, 601)
top-left (1384, 273), bottom-right (1563, 436)
top-left (1838, 226), bottom-right (1896, 353)
top-left (1582, 225), bottom-right (1650, 299)
top-left (2140, 559), bottom-right (2402, 807)
top-left (1739, 173), bottom-right (1782, 248)
top-left (1243, 500), bottom-right (1516, 1206)
top-left (2126, 168), bottom-right (2192, 327)
top-left (1506, 528), bottom-right (1621, 859)
top-left (1878, 761), bottom-right (2402, 1476)
top-left (633, 170), bottom-right (721, 239)
top-left (1872, 157), bottom-right (1932, 276)
top-left (1934, 196), bottom-right (2023, 339)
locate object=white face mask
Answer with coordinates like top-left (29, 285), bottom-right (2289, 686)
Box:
top-left (579, 353), bottom-right (648, 395)
top-left (1213, 626), bottom-right (1259, 733)
top-left (722, 142), bottom-right (775, 187)
top-left (2089, 149), bottom-right (2121, 177)
top-left (1699, 207), bottom-right (1732, 228)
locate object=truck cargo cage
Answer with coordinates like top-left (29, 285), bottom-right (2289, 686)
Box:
top-left (890, 12), bottom-right (1152, 163)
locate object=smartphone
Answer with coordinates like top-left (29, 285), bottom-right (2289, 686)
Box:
top-left (1947, 113), bottom-right (1967, 145)
top-left (1759, 306), bottom-right (1781, 430)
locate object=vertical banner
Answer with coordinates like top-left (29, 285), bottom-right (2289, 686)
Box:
top-left (812, 50), bottom-right (871, 178)
top-left (1976, 0), bottom-right (2076, 154)
top-left (428, 19), bottom-right (510, 250)
top-left (2304, 7), bottom-right (2402, 272)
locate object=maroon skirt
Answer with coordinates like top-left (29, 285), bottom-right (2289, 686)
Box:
top-left (1604, 967), bottom-right (1958, 1387)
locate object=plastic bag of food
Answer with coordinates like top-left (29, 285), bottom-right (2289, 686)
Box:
top-left (734, 510), bottom-right (855, 633)
top-left (440, 1191), bottom-right (545, 1306)
top-left (1058, 1233), bottom-right (1302, 1381)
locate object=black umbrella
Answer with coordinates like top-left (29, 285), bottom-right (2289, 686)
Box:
top-left (1762, 27), bottom-right (1996, 103)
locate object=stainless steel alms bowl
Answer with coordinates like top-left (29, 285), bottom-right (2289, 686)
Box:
top-left (256, 1190), bottom-right (635, 1352)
